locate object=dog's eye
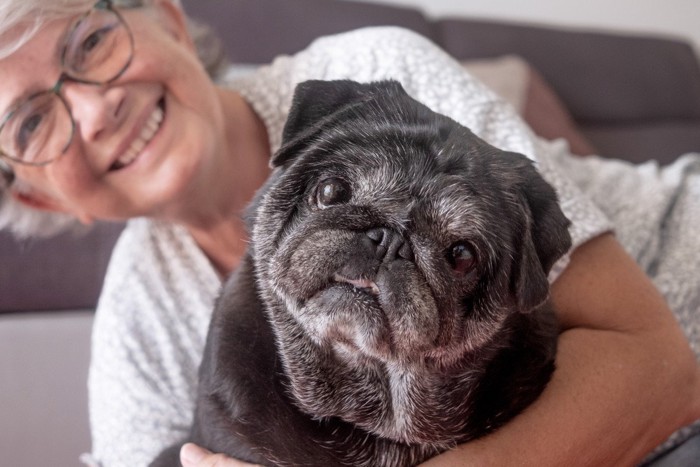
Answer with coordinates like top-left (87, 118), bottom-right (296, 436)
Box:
top-left (316, 177), bottom-right (351, 208)
top-left (446, 242), bottom-right (477, 275)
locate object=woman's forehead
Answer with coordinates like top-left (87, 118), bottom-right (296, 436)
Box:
top-left (0, 18), bottom-right (70, 114)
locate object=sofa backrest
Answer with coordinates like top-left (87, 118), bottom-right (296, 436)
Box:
top-left (436, 18), bottom-right (700, 124)
top-left (0, 223), bottom-right (122, 313)
top-left (3, 0), bottom-right (700, 315)
top-left (183, 0), bottom-right (700, 161)
top-left (182, 0), bottom-right (434, 64)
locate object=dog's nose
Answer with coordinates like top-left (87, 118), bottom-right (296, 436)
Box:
top-left (364, 227), bottom-right (414, 262)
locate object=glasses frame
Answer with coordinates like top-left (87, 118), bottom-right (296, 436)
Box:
top-left (0, 0), bottom-right (134, 174)
top-left (0, 158), bottom-right (14, 189)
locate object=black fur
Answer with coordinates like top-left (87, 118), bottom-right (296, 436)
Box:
top-left (151, 80), bottom-right (572, 467)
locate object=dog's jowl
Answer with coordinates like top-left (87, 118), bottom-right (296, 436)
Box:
top-left (151, 80), bottom-right (572, 467)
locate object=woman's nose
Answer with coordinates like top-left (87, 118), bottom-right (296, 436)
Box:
top-left (61, 82), bottom-right (126, 142)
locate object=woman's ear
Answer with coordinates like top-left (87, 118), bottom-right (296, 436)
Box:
top-left (11, 189), bottom-right (94, 225)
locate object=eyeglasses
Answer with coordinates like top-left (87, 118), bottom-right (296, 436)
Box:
top-left (0, 0), bottom-right (134, 171)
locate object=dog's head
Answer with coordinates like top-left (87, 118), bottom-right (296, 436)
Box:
top-left (251, 80), bottom-right (571, 366)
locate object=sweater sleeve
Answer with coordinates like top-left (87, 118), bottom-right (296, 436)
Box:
top-left (87, 220), bottom-right (219, 466)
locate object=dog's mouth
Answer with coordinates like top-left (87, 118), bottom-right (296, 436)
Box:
top-left (332, 273), bottom-right (380, 296)
top-left (292, 267), bottom-right (441, 362)
top-left (276, 234), bottom-right (444, 362)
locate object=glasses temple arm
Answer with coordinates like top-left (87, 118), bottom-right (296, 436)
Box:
top-left (0, 158), bottom-right (15, 189)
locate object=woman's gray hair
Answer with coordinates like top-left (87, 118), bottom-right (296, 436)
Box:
top-left (0, 0), bottom-right (226, 238)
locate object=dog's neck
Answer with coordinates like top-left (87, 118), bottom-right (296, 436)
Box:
top-left (267, 300), bottom-right (502, 446)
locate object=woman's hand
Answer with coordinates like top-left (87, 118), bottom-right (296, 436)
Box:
top-left (180, 443), bottom-right (261, 467)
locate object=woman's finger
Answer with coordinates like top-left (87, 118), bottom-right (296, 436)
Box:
top-left (180, 442), bottom-right (261, 467)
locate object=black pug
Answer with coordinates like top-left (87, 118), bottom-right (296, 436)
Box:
top-left (152, 79), bottom-right (572, 467)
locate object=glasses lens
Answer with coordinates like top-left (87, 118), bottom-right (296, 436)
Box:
top-left (0, 93), bottom-right (73, 165)
top-left (63, 7), bottom-right (133, 83)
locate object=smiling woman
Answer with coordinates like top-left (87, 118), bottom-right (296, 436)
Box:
top-left (0, 0), bottom-right (226, 238)
top-left (0, 0), bottom-right (259, 234)
top-left (0, 1), bottom-right (698, 467)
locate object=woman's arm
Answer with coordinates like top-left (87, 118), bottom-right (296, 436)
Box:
top-left (420, 233), bottom-right (700, 467)
top-left (186, 28), bottom-right (700, 466)
top-left (184, 234), bottom-right (699, 467)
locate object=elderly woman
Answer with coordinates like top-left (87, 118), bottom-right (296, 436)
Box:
top-left (0, 1), bottom-right (698, 466)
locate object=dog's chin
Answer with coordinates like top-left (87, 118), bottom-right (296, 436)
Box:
top-left (302, 283), bottom-right (393, 361)
top-left (293, 271), bottom-right (445, 363)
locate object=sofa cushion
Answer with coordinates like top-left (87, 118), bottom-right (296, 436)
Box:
top-left (463, 55), bottom-right (530, 112)
top-left (464, 56), bottom-right (597, 155)
top-left (0, 310), bottom-right (93, 466)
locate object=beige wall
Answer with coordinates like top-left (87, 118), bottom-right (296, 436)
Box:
top-left (346, 0), bottom-right (700, 51)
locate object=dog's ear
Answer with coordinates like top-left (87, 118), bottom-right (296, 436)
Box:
top-left (272, 80), bottom-right (407, 167)
top-left (504, 152), bottom-right (572, 312)
top-left (272, 80), bottom-right (371, 167)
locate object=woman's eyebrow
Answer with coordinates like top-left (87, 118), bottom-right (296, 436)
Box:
top-left (1, 20), bottom-right (76, 119)
top-left (1, 89), bottom-right (37, 120)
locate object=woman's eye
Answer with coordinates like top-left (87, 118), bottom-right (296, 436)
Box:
top-left (18, 113), bottom-right (43, 149)
top-left (315, 177), bottom-right (352, 208)
top-left (67, 24), bottom-right (116, 71)
top-left (82, 29), bottom-right (106, 53)
top-left (446, 241), bottom-right (477, 275)
top-left (13, 100), bottom-right (53, 154)
top-left (79, 25), bottom-right (116, 59)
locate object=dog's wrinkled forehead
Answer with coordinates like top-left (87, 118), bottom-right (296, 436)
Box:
top-left (274, 79), bottom-right (494, 198)
top-left (253, 80), bottom-right (528, 238)
top-left (274, 80), bottom-right (477, 168)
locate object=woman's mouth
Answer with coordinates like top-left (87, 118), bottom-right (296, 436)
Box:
top-left (110, 99), bottom-right (165, 171)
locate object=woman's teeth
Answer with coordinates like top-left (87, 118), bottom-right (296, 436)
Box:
top-left (112, 105), bottom-right (164, 170)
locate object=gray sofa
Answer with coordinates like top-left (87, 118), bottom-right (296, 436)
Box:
top-left (1, 0), bottom-right (699, 465)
